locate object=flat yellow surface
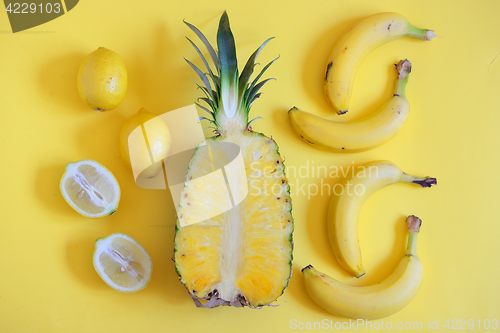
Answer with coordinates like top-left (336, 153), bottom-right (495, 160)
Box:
top-left (1, 1), bottom-right (499, 332)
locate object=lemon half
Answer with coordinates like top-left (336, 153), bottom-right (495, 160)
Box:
top-left (93, 233), bottom-right (152, 293)
top-left (60, 159), bottom-right (120, 218)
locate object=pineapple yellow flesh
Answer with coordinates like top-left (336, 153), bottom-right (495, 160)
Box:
top-left (174, 133), bottom-right (293, 307)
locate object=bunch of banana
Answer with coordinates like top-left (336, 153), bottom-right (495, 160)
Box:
top-left (295, 12), bottom-right (438, 320)
top-left (289, 12), bottom-right (436, 152)
top-left (327, 161), bottom-right (436, 277)
top-left (303, 215), bottom-right (424, 320)
top-left (289, 59), bottom-right (411, 152)
top-left (302, 161), bottom-right (436, 319)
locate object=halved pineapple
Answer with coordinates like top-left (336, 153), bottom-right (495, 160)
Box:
top-left (173, 12), bottom-right (293, 308)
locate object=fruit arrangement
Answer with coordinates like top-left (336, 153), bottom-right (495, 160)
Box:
top-left (290, 13), bottom-right (438, 319)
top-left (290, 12), bottom-right (436, 151)
top-left (65, 46), bottom-right (159, 292)
top-left (59, 9), bottom-right (437, 320)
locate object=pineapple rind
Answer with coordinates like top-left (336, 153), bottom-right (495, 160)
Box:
top-left (253, 133), bottom-right (294, 306)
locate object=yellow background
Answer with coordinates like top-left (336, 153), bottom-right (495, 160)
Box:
top-left (1, 0), bottom-right (499, 332)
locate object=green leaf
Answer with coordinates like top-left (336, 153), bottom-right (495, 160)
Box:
top-left (196, 102), bottom-right (215, 117)
top-left (239, 37), bottom-right (274, 98)
top-left (186, 37), bottom-right (218, 89)
top-left (249, 93), bottom-right (262, 106)
top-left (191, 79), bottom-right (215, 104)
top-left (247, 116), bottom-right (262, 126)
top-left (185, 58), bottom-right (214, 100)
top-left (184, 19), bottom-right (220, 72)
top-left (247, 78), bottom-right (275, 104)
top-left (217, 11), bottom-right (238, 87)
top-left (211, 89), bottom-right (220, 106)
top-left (245, 56), bottom-right (279, 102)
top-left (198, 116), bottom-right (216, 125)
top-left (198, 97), bottom-right (214, 108)
top-left (212, 74), bottom-right (220, 90)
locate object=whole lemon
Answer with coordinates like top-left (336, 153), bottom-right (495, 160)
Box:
top-left (120, 108), bottom-right (172, 179)
top-left (77, 47), bottom-right (128, 111)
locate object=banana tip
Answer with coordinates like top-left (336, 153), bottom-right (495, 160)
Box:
top-left (413, 177), bottom-right (437, 187)
top-left (424, 30), bottom-right (437, 41)
top-left (396, 59), bottom-right (412, 79)
top-left (407, 215), bottom-right (422, 232)
top-left (301, 265), bottom-right (313, 272)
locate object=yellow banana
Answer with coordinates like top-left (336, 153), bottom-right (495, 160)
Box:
top-left (303, 215), bottom-right (424, 320)
top-left (290, 59), bottom-right (411, 153)
top-left (328, 160), bottom-right (436, 277)
top-left (325, 12), bottom-right (436, 115)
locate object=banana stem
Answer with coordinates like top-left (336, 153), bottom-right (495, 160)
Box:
top-left (407, 25), bottom-right (437, 41)
top-left (401, 173), bottom-right (437, 188)
top-left (394, 60), bottom-right (411, 98)
top-left (405, 215), bottom-right (421, 256)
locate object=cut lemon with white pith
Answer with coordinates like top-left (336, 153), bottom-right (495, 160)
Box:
top-left (60, 159), bottom-right (120, 218)
top-left (93, 233), bottom-right (152, 292)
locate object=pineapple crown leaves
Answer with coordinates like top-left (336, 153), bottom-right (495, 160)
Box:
top-left (184, 11), bottom-right (278, 130)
